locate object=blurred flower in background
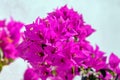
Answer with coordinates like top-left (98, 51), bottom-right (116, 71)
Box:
top-left (0, 19), bottom-right (24, 72)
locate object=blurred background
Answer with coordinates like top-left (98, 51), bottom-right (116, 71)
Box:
top-left (0, 0), bottom-right (120, 80)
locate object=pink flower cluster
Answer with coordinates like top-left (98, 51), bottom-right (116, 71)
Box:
top-left (0, 19), bottom-right (23, 69)
top-left (17, 6), bottom-right (120, 80)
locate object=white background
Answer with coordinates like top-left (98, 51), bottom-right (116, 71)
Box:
top-left (0, 0), bottom-right (120, 80)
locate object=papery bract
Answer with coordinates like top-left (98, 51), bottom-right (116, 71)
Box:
top-left (109, 53), bottom-right (120, 69)
top-left (24, 68), bottom-right (39, 80)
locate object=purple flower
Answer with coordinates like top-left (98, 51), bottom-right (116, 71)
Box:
top-left (7, 19), bottom-right (24, 44)
top-left (24, 68), bottom-right (39, 80)
top-left (109, 53), bottom-right (120, 69)
top-left (17, 5), bottom-right (97, 80)
top-left (0, 20), bottom-right (5, 27)
top-left (0, 19), bottom-right (23, 60)
top-left (17, 5), bottom-right (119, 80)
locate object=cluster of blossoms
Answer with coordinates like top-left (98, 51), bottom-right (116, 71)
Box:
top-left (0, 19), bottom-right (24, 71)
top-left (17, 6), bottom-right (120, 80)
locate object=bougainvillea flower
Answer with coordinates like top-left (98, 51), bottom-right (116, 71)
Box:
top-left (17, 5), bottom-right (120, 80)
top-left (0, 19), bottom-right (23, 59)
top-left (17, 5), bottom-right (96, 80)
top-left (0, 19), bottom-right (24, 72)
top-left (109, 53), bottom-right (120, 69)
top-left (0, 20), bottom-right (6, 27)
top-left (85, 46), bottom-right (107, 70)
top-left (24, 68), bottom-right (39, 80)
top-left (7, 19), bottom-right (24, 44)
